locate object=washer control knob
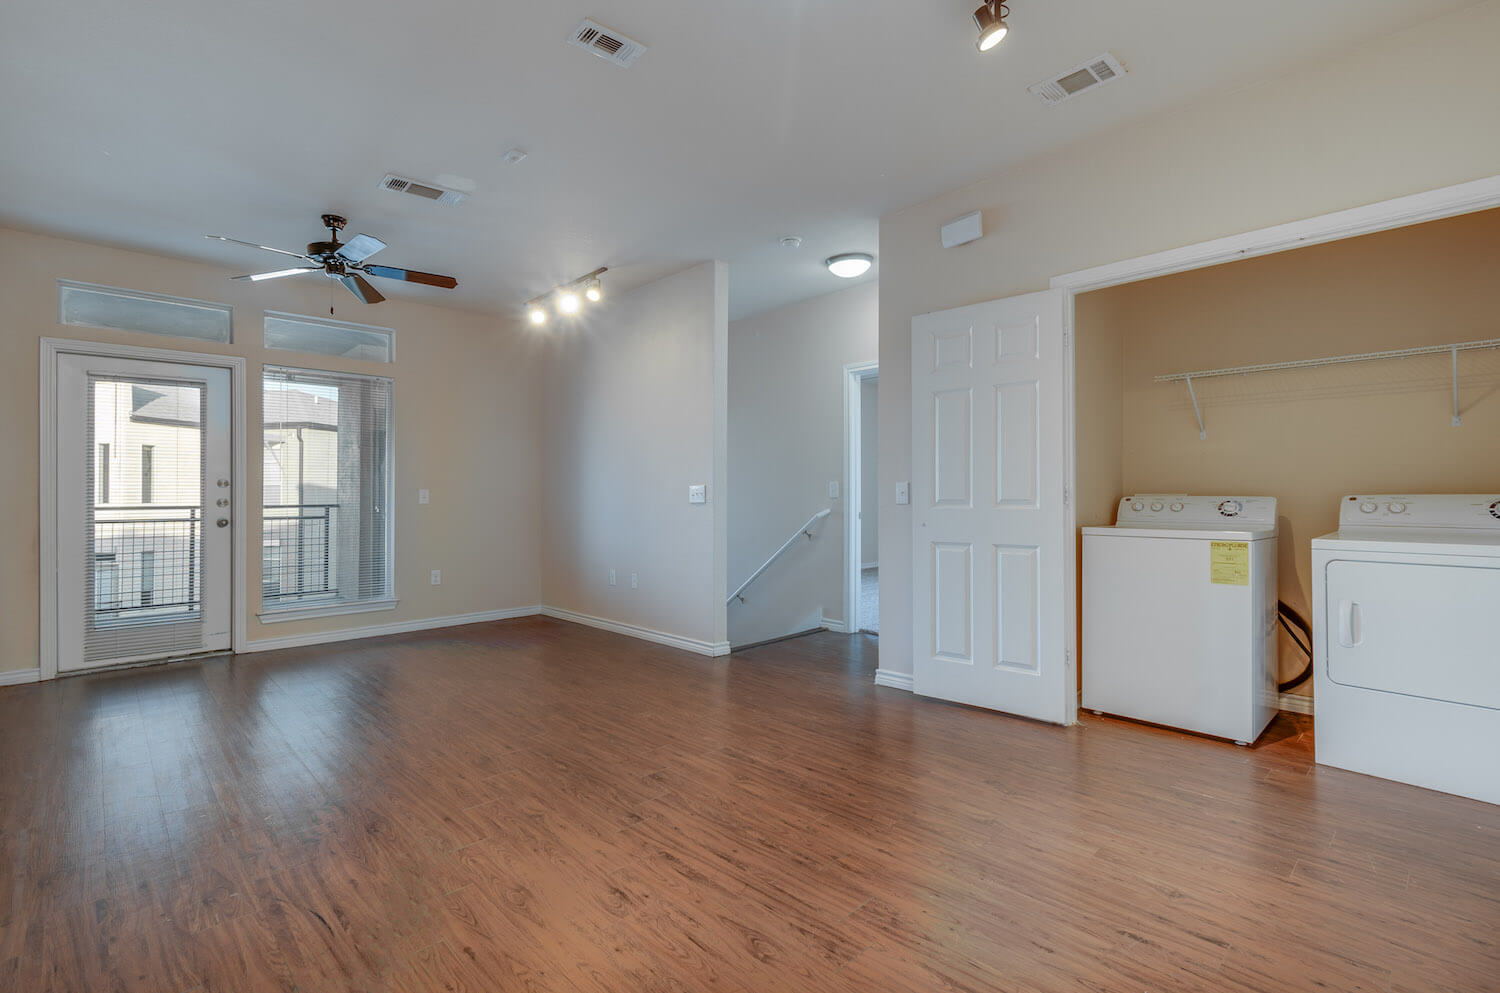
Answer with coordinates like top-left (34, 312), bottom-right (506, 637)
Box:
top-left (1359, 501), bottom-right (1379, 514)
top-left (1387, 501), bottom-right (1407, 515)
top-left (1489, 500), bottom-right (1500, 520)
top-left (1150, 501), bottom-right (1164, 512)
top-left (1169, 501), bottom-right (1185, 512)
top-left (1130, 501), bottom-right (1145, 512)
top-left (1218, 499), bottom-right (1242, 517)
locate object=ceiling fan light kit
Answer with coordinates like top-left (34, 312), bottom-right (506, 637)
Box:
top-left (207, 213), bottom-right (459, 304)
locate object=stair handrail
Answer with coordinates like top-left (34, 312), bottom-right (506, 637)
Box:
top-left (727, 508), bottom-right (832, 605)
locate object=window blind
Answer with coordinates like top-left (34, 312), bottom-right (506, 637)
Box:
top-left (261, 366), bottom-right (394, 612)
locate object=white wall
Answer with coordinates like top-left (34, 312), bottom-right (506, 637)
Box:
top-left (877, 0), bottom-right (1500, 677)
top-left (542, 261), bottom-right (729, 651)
top-left (859, 377), bottom-right (878, 565)
top-left (727, 281), bottom-right (877, 647)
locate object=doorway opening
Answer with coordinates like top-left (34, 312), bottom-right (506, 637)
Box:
top-left (844, 361), bottom-right (878, 635)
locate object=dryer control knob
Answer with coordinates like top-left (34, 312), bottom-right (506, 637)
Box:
top-left (1170, 501), bottom-right (1185, 512)
top-left (1131, 501), bottom-right (1145, 512)
top-left (1360, 501), bottom-right (1379, 514)
top-left (1150, 501), bottom-right (1164, 512)
top-left (1489, 500), bottom-right (1500, 520)
top-left (1387, 501), bottom-right (1408, 514)
top-left (1218, 499), bottom-right (1242, 517)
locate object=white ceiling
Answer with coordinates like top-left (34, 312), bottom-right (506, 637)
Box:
top-left (0, 0), bottom-right (1473, 320)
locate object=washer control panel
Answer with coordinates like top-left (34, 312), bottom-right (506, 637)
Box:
top-left (1117, 494), bottom-right (1278, 528)
top-left (1339, 495), bottom-right (1500, 530)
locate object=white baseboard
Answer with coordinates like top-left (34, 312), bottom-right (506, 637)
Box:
top-left (1278, 692), bottom-right (1314, 715)
top-left (0, 667), bottom-right (41, 687)
top-left (540, 606), bottom-right (730, 658)
top-left (243, 606), bottom-right (542, 653)
top-left (874, 668), bottom-right (914, 692)
top-left (821, 614), bottom-right (848, 634)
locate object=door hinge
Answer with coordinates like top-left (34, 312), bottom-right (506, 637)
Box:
top-left (1063, 486), bottom-right (1071, 506)
top-left (1062, 329), bottom-right (1072, 348)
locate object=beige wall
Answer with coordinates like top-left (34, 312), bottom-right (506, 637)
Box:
top-left (877, 0), bottom-right (1500, 677)
top-left (727, 281), bottom-right (877, 647)
top-left (542, 261), bottom-right (729, 649)
top-left (0, 225), bottom-right (542, 675)
top-left (1077, 207), bottom-right (1500, 693)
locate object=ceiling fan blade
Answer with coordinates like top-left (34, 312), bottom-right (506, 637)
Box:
top-left (231, 266), bottom-right (320, 282)
top-left (335, 233), bottom-right (387, 264)
top-left (206, 235), bottom-right (312, 260)
top-left (362, 264), bottom-right (458, 289)
top-left (341, 274), bottom-right (386, 304)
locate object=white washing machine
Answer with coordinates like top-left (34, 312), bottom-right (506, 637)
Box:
top-left (1312, 494), bottom-right (1500, 805)
top-left (1083, 495), bottom-right (1279, 745)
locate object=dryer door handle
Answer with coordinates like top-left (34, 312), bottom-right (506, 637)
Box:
top-left (1338, 599), bottom-right (1363, 648)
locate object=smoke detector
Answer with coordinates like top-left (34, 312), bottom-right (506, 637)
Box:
top-left (569, 19), bottom-right (648, 67)
top-left (378, 174), bottom-right (469, 206)
top-left (1028, 53), bottom-right (1126, 106)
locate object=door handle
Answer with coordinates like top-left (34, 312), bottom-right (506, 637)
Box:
top-left (1338, 599), bottom-right (1362, 648)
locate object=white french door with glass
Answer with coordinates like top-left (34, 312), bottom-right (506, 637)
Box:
top-left (54, 353), bottom-right (232, 672)
top-left (910, 289), bottom-right (1069, 723)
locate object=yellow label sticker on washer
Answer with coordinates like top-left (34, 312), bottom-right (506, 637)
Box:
top-left (1210, 541), bottom-right (1250, 586)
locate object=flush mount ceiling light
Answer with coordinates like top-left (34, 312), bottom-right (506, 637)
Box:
top-left (825, 253), bottom-right (874, 278)
top-left (973, 1), bottom-right (1010, 52)
top-left (525, 266), bottom-right (609, 326)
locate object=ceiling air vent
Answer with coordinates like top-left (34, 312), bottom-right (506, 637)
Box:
top-left (379, 173), bottom-right (468, 206)
top-left (568, 18), bottom-right (647, 67)
top-left (1028, 53), bottom-right (1127, 106)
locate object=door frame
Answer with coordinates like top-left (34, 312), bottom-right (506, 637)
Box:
top-left (40, 337), bottom-right (249, 680)
top-left (842, 360), bottom-right (879, 632)
top-left (1047, 172), bottom-right (1500, 725)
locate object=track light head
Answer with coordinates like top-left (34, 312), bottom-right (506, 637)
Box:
top-left (528, 304), bottom-right (548, 326)
top-left (557, 290), bottom-right (581, 315)
top-left (585, 277), bottom-right (602, 303)
top-left (974, 2), bottom-right (1009, 52)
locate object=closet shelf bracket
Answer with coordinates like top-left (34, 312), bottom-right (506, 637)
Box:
top-left (1184, 374), bottom-right (1206, 441)
top-left (1452, 346), bottom-right (1462, 428)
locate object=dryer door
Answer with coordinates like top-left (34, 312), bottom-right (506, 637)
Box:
top-left (1324, 558), bottom-right (1500, 711)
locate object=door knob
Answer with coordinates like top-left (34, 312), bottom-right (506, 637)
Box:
top-left (216, 518), bottom-right (229, 528)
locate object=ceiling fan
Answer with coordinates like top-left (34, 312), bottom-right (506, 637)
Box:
top-left (206, 213), bottom-right (458, 304)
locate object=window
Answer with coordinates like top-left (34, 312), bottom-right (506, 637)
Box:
top-left (140, 445), bottom-right (155, 504)
top-left (260, 366), bottom-right (394, 619)
top-left (97, 443), bottom-right (111, 504)
top-left (59, 280), bottom-right (232, 343)
top-left (264, 312), bottom-right (394, 363)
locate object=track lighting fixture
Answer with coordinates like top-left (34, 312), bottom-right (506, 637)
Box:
top-left (524, 266), bottom-right (609, 326)
top-left (974, 1), bottom-right (1009, 52)
top-left (825, 253), bottom-right (874, 278)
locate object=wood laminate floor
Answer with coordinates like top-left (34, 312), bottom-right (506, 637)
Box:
top-left (1, 619), bottom-right (1496, 992)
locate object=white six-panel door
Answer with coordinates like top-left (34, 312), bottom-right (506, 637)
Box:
top-left (911, 289), bottom-right (1069, 722)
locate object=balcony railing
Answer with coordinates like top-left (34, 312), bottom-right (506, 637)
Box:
top-left (91, 504), bottom-right (201, 619)
top-left (262, 503), bottom-right (337, 604)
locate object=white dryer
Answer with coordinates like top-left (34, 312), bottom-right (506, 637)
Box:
top-left (1312, 494), bottom-right (1500, 805)
top-left (1083, 495), bottom-right (1279, 745)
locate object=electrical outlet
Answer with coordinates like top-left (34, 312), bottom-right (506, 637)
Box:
top-left (630, 572), bottom-right (638, 589)
top-left (896, 481), bottom-right (910, 505)
top-left (430, 569), bottom-right (442, 585)
top-left (688, 484), bottom-right (707, 504)
top-left (609, 569), bottom-right (617, 587)
top-left (418, 488), bottom-right (430, 505)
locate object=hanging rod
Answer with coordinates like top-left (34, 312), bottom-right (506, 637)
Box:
top-left (1156, 336), bottom-right (1500, 440)
top-left (1155, 337), bottom-right (1500, 383)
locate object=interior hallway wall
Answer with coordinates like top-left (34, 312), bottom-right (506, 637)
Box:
top-left (877, 0), bottom-right (1500, 678)
top-left (0, 225), bottom-right (542, 677)
top-left (727, 281), bottom-right (877, 647)
top-left (542, 261), bottom-right (729, 651)
top-left (1078, 207), bottom-right (1500, 697)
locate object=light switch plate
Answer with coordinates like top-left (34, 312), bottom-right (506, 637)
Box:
top-left (430, 569), bottom-right (442, 585)
top-left (828, 481), bottom-right (839, 499)
top-left (689, 484), bottom-right (707, 504)
top-left (896, 482), bottom-right (910, 505)
top-left (630, 573), bottom-right (638, 589)
top-left (609, 569), bottom-right (617, 587)
top-left (418, 488), bottom-right (430, 505)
